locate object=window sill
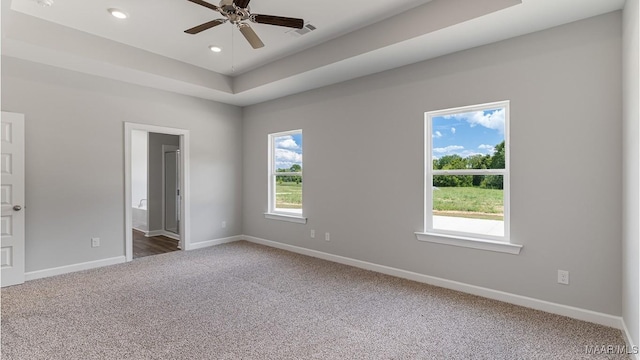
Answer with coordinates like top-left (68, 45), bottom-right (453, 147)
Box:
top-left (264, 213), bottom-right (307, 224)
top-left (415, 232), bottom-right (522, 255)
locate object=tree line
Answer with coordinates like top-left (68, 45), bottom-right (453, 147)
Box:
top-left (276, 164), bottom-right (302, 184)
top-left (433, 141), bottom-right (504, 189)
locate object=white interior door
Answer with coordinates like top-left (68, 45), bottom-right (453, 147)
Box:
top-left (1, 112), bottom-right (25, 287)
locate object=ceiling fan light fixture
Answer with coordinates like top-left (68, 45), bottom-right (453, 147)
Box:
top-left (108, 8), bottom-right (129, 19)
top-left (208, 45), bottom-right (222, 53)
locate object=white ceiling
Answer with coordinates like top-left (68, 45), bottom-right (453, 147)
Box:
top-left (2, 0), bottom-right (627, 106)
top-left (9, 0), bottom-right (433, 75)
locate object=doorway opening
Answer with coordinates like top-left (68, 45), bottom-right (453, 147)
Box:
top-left (125, 123), bottom-right (190, 262)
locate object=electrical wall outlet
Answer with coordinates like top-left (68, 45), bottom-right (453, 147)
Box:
top-left (325, 232), bottom-right (330, 241)
top-left (310, 229), bottom-right (315, 239)
top-left (557, 270), bottom-right (569, 285)
top-left (91, 237), bottom-right (100, 248)
top-left (221, 221), bottom-right (227, 228)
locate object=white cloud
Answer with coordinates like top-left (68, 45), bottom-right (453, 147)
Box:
top-left (275, 135), bottom-right (299, 150)
top-left (451, 127), bottom-right (456, 134)
top-left (274, 135), bottom-right (302, 169)
top-left (478, 144), bottom-right (495, 153)
top-left (275, 148), bottom-right (302, 170)
top-left (433, 145), bottom-right (464, 154)
top-left (459, 150), bottom-right (484, 158)
top-left (432, 145), bottom-right (490, 159)
top-left (275, 149), bottom-right (302, 162)
top-left (445, 109), bottom-right (505, 132)
top-left (432, 131), bottom-right (442, 138)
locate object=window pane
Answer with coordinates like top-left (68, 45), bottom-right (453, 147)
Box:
top-left (432, 175), bottom-right (504, 237)
top-left (274, 133), bottom-right (302, 172)
top-left (275, 175), bottom-right (302, 211)
top-left (432, 108), bottom-right (505, 170)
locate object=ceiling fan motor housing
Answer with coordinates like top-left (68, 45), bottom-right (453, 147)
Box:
top-left (219, 0), bottom-right (249, 24)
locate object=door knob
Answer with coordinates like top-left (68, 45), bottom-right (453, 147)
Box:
top-left (13, 205), bottom-right (22, 211)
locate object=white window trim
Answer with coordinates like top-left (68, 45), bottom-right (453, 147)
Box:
top-left (414, 232), bottom-right (522, 254)
top-left (265, 129), bottom-right (307, 224)
top-left (416, 100), bottom-right (522, 254)
top-left (264, 212), bottom-right (307, 224)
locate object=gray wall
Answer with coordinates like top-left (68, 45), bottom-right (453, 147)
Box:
top-left (623, 0), bottom-right (639, 347)
top-left (147, 132), bottom-right (180, 232)
top-left (243, 12), bottom-right (623, 315)
top-left (1, 56), bottom-right (243, 272)
top-left (0, 7), bottom-right (631, 326)
top-left (131, 130), bottom-right (147, 208)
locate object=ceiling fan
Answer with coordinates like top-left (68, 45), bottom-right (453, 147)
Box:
top-left (184, 0), bottom-right (304, 49)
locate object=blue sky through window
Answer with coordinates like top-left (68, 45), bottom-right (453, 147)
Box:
top-left (274, 133), bottom-right (302, 171)
top-left (432, 108), bottom-right (505, 159)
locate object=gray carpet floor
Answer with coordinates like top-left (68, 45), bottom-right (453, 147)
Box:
top-left (1, 241), bottom-right (630, 359)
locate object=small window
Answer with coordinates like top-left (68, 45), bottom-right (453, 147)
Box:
top-left (266, 130), bottom-right (305, 223)
top-left (420, 101), bottom-right (514, 248)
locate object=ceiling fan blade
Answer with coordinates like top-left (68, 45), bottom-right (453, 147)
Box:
top-left (252, 14), bottom-right (304, 29)
top-left (233, 0), bottom-right (251, 8)
top-left (185, 19), bottom-right (227, 34)
top-left (186, 0), bottom-right (219, 12)
top-left (238, 23), bottom-right (264, 49)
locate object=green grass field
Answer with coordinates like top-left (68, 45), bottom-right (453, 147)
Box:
top-left (433, 186), bottom-right (504, 220)
top-left (275, 183), bottom-right (503, 220)
top-left (275, 182), bottom-right (302, 209)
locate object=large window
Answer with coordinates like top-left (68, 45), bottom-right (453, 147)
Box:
top-left (417, 101), bottom-right (520, 254)
top-left (266, 130), bottom-right (306, 223)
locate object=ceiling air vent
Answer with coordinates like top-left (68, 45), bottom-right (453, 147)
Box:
top-left (31, 0), bottom-right (54, 6)
top-left (288, 23), bottom-right (317, 37)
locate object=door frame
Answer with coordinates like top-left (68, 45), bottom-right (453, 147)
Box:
top-left (161, 144), bottom-right (180, 238)
top-left (124, 122), bottom-right (190, 262)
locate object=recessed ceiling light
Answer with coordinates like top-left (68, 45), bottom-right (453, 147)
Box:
top-left (208, 46), bottom-right (222, 53)
top-left (108, 8), bottom-right (128, 19)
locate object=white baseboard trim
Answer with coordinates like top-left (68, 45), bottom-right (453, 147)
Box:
top-left (189, 235), bottom-right (244, 250)
top-left (25, 256), bottom-right (126, 281)
top-left (132, 226), bottom-right (149, 233)
top-left (146, 230), bottom-right (180, 241)
top-left (622, 319), bottom-right (640, 360)
top-left (22, 235), bottom-right (241, 281)
top-left (243, 235), bottom-right (624, 330)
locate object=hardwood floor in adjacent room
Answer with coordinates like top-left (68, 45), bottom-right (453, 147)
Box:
top-left (133, 229), bottom-right (179, 259)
